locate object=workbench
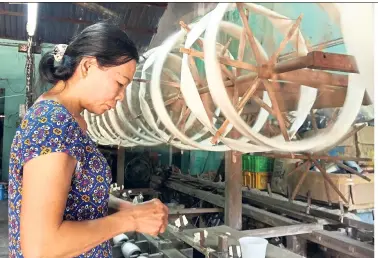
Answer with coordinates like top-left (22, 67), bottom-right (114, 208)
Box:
top-left (166, 224), bottom-right (303, 258)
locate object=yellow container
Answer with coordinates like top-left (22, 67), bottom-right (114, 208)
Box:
top-left (243, 172), bottom-right (253, 188)
top-left (243, 171), bottom-right (269, 190)
top-left (254, 172), bottom-right (269, 190)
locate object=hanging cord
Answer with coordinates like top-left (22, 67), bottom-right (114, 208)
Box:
top-left (25, 36), bottom-right (34, 109)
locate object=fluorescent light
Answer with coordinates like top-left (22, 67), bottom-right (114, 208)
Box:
top-left (26, 3), bottom-right (38, 37)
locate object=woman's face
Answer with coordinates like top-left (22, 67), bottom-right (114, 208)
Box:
top-left (80, 59), bottom-right (137, 115)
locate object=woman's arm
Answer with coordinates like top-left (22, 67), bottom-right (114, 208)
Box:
top-left (108, 194), bottom-right (133, 210)
top-left (20, 152), bottom-right (166, 258)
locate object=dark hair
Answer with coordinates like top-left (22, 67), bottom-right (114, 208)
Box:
top-left (39, 22), bottom-right (139, 85)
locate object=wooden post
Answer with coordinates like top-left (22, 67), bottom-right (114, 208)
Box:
top-left (225, 150), bottom-right (243, 230)
top-left (286, 235), bottom-right (308, 256)
top-left (117, 147), bottom-right (125, 186)
top-left (168, 145), bottom-right (173, 166)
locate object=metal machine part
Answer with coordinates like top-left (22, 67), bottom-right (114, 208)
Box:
top-left (120, 242), bottom-right (141, 258)
top-left (153, 173), bottom-right (374, 258)
top-left (113, 233), bottom-right (129, 246)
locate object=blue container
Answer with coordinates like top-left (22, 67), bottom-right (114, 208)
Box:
top-left (0, 184), bottom-right (6, 201)
top-left (328, 146), bottom-right (345, 157)
top-left (353, 210), bottom-right (374, 224)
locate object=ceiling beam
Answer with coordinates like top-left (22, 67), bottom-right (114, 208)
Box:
top-left (0, 9), bottom-right (157, 34)
top-left (138, 3), bottom-right (168, 8)
top-left (74, 3), bottom-right (118, 19)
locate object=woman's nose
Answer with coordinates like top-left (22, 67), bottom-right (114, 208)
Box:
top-left (116, 89), bottom-right (125, 102)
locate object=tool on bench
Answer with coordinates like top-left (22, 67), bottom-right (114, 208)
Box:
top-left (306, 190), bottom-right (312, 214)
top-left (174, 215), bottom-right (188, 232)
top-left (339, 201), bottom-right (345, 223)
top-left (193, 229), bottom-right (208, 248)
top-left (228, 245), bottom-right (242, 257)
top-left (217, 234), bottom-right (229, 258)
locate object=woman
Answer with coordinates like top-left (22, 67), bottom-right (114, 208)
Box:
top-left (8, 22), bottom-right (168, 257)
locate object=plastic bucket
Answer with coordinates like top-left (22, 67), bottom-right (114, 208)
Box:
top-left (239, 237), bottom-right (268, 258)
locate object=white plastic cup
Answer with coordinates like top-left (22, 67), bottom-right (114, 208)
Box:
top-left (239, 237), bottom-right (268, 258)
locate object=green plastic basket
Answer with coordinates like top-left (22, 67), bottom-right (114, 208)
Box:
top-left (242, 155), bottom-right (248, 171)
top-left (252, 155), bottom-right (274, 172)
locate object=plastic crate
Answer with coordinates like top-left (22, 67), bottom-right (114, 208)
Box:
top-left (248, 155), bottom-right (254, 172)
top-left (254, 172), bottom-right (269, 190)
top-left (243, 154), bottom-right (275, 172)
top-left (252, 155), bottom-right (271, 172)
top-left (243, 171), bottom-right (269, 190)
top-left (242, 155), bottom-right (248, 171)
top-left (242, 154), bottom-right (255, 172)
top-left (243, 172), bottom-right (254, 188)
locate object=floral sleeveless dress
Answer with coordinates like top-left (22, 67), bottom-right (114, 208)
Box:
top-left (8, 100), bottom-right (113, 257)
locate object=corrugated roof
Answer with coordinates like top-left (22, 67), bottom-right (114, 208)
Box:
top-left (0, 2), bottom-right (167, 52)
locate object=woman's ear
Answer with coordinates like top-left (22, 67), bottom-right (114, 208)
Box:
top-left (79, 57), bottom-right (97, 79)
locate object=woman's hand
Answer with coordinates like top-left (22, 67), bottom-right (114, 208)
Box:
top-left (128, 199), bottom-right (168, 236)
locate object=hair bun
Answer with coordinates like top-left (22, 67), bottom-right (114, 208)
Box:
top-left (39, 52), bottom-right (75, 85)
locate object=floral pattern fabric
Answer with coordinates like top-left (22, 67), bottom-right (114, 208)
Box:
top-left (8, 100), bottom-right (112, 257)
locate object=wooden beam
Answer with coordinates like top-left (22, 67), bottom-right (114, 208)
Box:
top-left (178, 48), bottom-right (350, 89)
top-left (278, 38), bottom-right (344, 61)
top-left (274, 51), bottom-right (359, 74)
top-left (304, 230), bottom-right (374, 258)
top-left (236, 3), bottom-right (263, 64)
top-left (224, 150), bottom-right (243, 230)
top-left (277, 68), bottom-right (349, 87)
top-left (263, 80), bottom-right (290, 141)
top-left (309, 51), bottom-right (358, 73)
top-left (179, 47), bottom-right (353, 91)
top-left (335, 161), bottom-right (371, 182)
top-left (291, 162), bottom-right (311, 200)
top-left (286, 235), bottom-right (308, 257)
top-left (211, 78), bottom-right (260, 144)
top-left (262, 153), bottom-right (372, 162)
top-left (180, 47), bottom-right (257, 72)
top-left (313, 159), bottom-right (349, 204)
top-left (270, 14), bottom-right (304, 63)
top-left (243, 223), bottom-right (323, 239)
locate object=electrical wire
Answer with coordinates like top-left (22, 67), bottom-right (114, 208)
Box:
top-left (0, 79), bottom-right (26, 94)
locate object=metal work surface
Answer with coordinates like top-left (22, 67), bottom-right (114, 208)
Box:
top-left (157, 174), bottom-right (374, 258)
top-left (166, 224), bottom-right (303, 258)
top-left (169, 173), bottom-right (373, 232)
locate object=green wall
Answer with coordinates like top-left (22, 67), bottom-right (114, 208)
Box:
top-left (0, 39), bottom-right (53, 181)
